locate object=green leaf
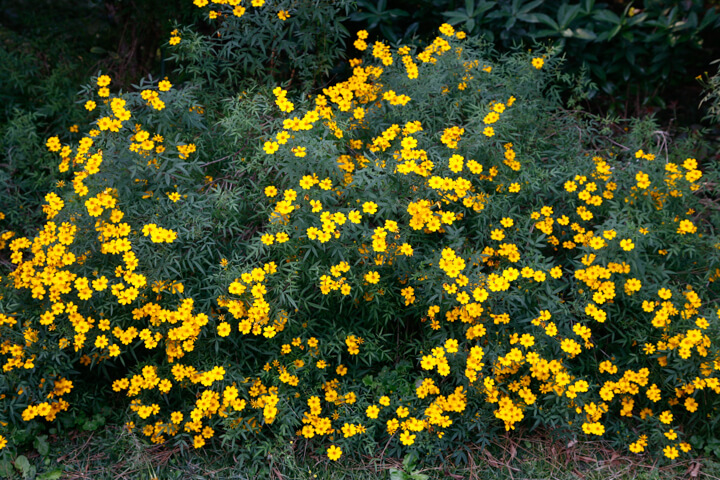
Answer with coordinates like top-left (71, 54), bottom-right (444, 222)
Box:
top-left (533, 13), bottom-right (559, 30)
top-left (626, 12), bottom-right (648, 26)
top-left (581, 0), bottom-right (595, 14)
top-left (13, 456), bottom-right (30, 475)
top-left (38, 470), bottom-right (63, 480)
top-left (0, 460), bottom-right (14, 479)
top-left (442, 11), bottom-right (471, 23)
top-left (389, 468), bottom-right (406, 480)
top-left (34, 435), bottom-right (49, 456)
top-left (519, 0), bottom-right (543, 14)
top-left (557, 3), bottom-right (581, 29)
top-left (698, 9), bottom-right (719, 30)
top-left (572, 28), bottom-right (596, 41)
top-left (593, 9), bottom-right (621, 25)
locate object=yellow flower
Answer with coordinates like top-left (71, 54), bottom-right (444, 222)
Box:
top-left (620, 239), bottom-right (634, 251)
top-left (438, 23), bottom-right (455, 36)
top-left (677, 219), bottom-right (697, 235)
top-left (659, 410), bottom-right (673, 424)
top-left (327, 445), bottom-right (342, 461)
top-left (635, 171), bottom-right (650, 189)
top-left (263, 141), bottom-right (279, 154)
top-left (217, 322), bottom-right (231, 337)
top-left (265, 186), bottom-right (278, 197)
top-left (531, 57), bottom-right (544, 69)
top-left (399, 430), bottom-right (416, 445)
top-left (364, 271), bottom-right (380, 284)
top-left (657, 288), bottom-right (672, 299)
top-left (663, 445), bottom-right (679, 459)
top-left (362, 201), bottom-right (378, 214)
top-left (490, 229), bottom-right (505, 241)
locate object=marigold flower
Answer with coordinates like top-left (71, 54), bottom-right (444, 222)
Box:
top-left (399, 430), bottom-right (416, 445)
top-left (217, 322), bottom-right (231, 337)
top-left (327, 445), bottom-right (342, 461)
top-left (663, 445), bottom-right (679, 459)
top-left (366, 405), bottom-right (380, 419)
top-left (659, 410), bottom-right (673, 424)
top-left (362, 202), bottom-right (378, 214)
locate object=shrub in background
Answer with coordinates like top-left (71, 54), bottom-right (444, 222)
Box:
top-left (353, 0), bottom-right (720, 110)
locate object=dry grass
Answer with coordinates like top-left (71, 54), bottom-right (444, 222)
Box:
top-left (12, 425), bottom-right (720, 480)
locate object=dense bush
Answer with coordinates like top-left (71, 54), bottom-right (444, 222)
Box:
top-left (1, 0), bottom-right (719, 467)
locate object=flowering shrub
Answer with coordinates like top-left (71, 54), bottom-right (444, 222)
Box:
top-left (1, 1), bottom-right (719, 465)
